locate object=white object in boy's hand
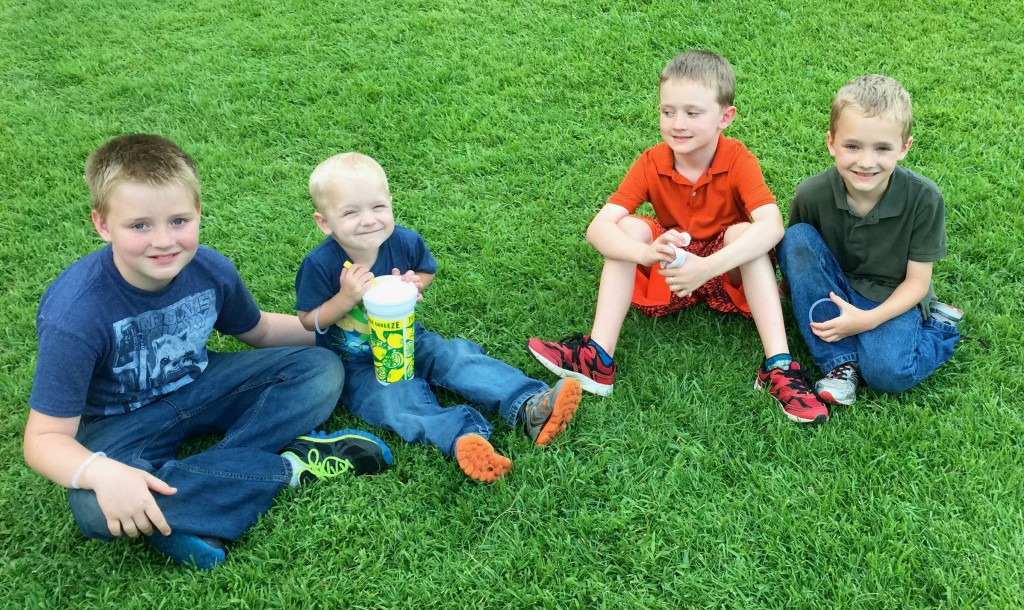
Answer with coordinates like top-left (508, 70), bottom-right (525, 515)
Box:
top-left (660, 232), bottom-right (692, 269)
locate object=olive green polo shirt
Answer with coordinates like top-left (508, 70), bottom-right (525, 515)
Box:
top-left (788, 165), bottom-right (946, 311)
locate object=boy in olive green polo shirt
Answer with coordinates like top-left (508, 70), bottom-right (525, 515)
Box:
top-left (776, 75), bottom-right (961, 408)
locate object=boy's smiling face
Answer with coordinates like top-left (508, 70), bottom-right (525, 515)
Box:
top-left (827, 107), bottom-right (912, 204)
top-left (91, 181), bottom-right (201, 291)
top-left (314, 172), bottom-right (395, 256)
top-left (659, 78), bottom-right (735, 164)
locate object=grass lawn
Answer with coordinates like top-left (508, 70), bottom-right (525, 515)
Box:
top-left (2, 0), bottom-right (1023, 607)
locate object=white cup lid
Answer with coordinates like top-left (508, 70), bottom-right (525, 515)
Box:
top-left (363, 275), bottom-right (418, 307)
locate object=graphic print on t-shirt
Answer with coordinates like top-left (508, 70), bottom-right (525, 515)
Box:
top-left (109, 289), bottom-right (216, 413)
top-left (332, 303), bottom-right (372, 359)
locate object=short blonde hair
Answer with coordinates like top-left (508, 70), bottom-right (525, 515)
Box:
top-left (830, 75), bottom-right (913, 142)
top-left (660, 50), bottom-right (736, 108)
top-left (85, 134), bottom-right (201, 217)
top-left (309, 152), bottom-right (390, 211)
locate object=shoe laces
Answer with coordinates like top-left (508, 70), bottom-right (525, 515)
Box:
top-left (523, 387), bottom-right (552, 415)
top-left (773, 366), bottom-right (816, 398)
top-left (300, 448), bottom-right (353, 480)
top-left (551, 333), bottom-right (593, 360)
top-left (826, 363), bottom-right (858, 382)
top-left (558, 333), bottom-right (588, 350)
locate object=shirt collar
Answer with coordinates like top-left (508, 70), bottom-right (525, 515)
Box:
top-left (653, 134), bottom-right (733, 185)
top-left (830, 165), bottom-right (908, 220)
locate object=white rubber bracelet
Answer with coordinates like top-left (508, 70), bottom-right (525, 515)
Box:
top-left (71, 451), bottom-right (106, 490)
top-left (808, 297), bottom-right (834, 323)
top-left (314, 306), bottom-right (329, 335)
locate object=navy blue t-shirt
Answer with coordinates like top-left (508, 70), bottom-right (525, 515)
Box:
top-left (29, 245), bottom-right (262, 420)
top-left (294, 225), bottom-right (437, 360)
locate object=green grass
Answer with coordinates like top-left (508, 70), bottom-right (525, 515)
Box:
top-left (2, 0), bottom-right (1023, 607)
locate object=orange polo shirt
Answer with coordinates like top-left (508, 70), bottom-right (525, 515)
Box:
top-left (607, 136), bottom-right (776, 240)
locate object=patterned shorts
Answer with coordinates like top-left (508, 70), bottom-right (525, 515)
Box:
top-left (630, 216), bottom-right (754, 319)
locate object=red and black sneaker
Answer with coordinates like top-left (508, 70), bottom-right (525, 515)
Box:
top-left (526, 334), bottom-right (616, 397)
top-left (755, 361), bottom-right (829, 424)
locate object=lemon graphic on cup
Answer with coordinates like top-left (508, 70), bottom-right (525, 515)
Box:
top-left (363, 275), bottom-right (418, 385)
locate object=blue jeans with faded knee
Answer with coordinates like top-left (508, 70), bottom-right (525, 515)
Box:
top-left (68, 347), bottom-right (344, 542)
top-left (777, 223), bottom-right (959, 393)
top-left (340, 324), bottom-right (547, 457)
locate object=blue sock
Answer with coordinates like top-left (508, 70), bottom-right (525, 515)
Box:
top-left (146, 532), bottom-right (227, 570)
top-left (588, 338), bottom-right (613, 366)
top-left (764, 353), bottom-right (793, 371)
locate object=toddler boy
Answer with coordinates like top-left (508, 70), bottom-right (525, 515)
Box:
top-left (777, 75), bottom-right (961, 406)
top-left (295, 152), bottom-right (581, 482)
top-left (528, 50), bottom-right (828, 424)
top-left (24, 134), bottom-right (392, 570)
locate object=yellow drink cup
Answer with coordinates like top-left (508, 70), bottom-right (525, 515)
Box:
top-left (362, 276), bottom-right (418, 385)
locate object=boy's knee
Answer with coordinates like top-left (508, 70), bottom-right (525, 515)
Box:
top-left (618, 216), bottom-right (655, 243)
top-left (780, 223), bottom-right (821, 251)
top-left (300, 347), bottom-right (345, 397)
top-left (859, 362), bottom-right (918, 394)
top-left (439, 338), bottom-right (484, 366)
top-left (412, 335), bottom-right (483, 379)
top-left (289, 348), bottom-right (344, 425)
top-left (778, 223), bottom-right (820, 268)
top-left (723, 222), bottom-right (751, 244)
top-left (68, 489), bottom-right (115, 541)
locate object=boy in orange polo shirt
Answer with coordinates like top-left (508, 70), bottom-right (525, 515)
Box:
top-left (528, 50), bottom-right (829, 424)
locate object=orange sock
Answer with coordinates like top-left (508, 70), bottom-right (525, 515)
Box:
top-left (455, 434), bottom-right (512, 482)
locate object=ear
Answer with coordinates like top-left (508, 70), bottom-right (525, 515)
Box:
top-left (826, 131), bottom-right (837, 158)
top-left (91, 210), bottom-right (113, 243)
top-left (313, 211), bottom-right (332, 236)
top-left (897, 136), bottom-right (913, 161)
top-left (718, 105), bottom-right (737, 130)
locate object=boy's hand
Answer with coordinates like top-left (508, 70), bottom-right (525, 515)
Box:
top-left (657, 252), bottom-right (716, 298)
top-left (85, 458), bottom-right (176, 538)
top-left (392, 268), bottom-right (425, 301)
top-left (809, 292), bottom-right (874, 342)
top-left (339, 262), bottom-right (375, 301)
top-left (641, 230), bottom-right (688, 268)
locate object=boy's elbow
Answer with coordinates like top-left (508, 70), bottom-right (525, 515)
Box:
top-left (296, 312), bottom-right (315, 333)
top-left (22, 422), bottom-right (49, 471)
top-left (749, 205), bottom-right (785, 246)
top-left (755, 215), bottom-right (785, 247)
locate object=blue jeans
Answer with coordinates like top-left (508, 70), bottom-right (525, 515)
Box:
top-left (777, 224), bottom-right (959, 393)
top-left (69, 347), bottom-right (344, 542)
top-left (341, 324), bottom-right (547, 457)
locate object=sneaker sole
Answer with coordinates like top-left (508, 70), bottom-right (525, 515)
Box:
top-left (300, 429), bottom-right (395, 466)
top-left (754, 378), bottom-right (829, 424)
top-left (455, 434), bottom-right (512, 483)
top-left (817, 390), bottom-right (855, 406)
top-left (931, 303), bottom-right (964, 323)
top-left (527, 345), bottom-right (613, 397)
top-left (533, 379), bottom-right (582, 446)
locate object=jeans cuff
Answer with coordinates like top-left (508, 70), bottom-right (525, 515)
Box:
top-left (506, 387), bottom-right (543, 429)
top-left (448, 425), bottom-right (491, 457)
top-left (820, 353), bottom-right (858, 374)
top-left (924, 317), bottom-right (961, 337)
